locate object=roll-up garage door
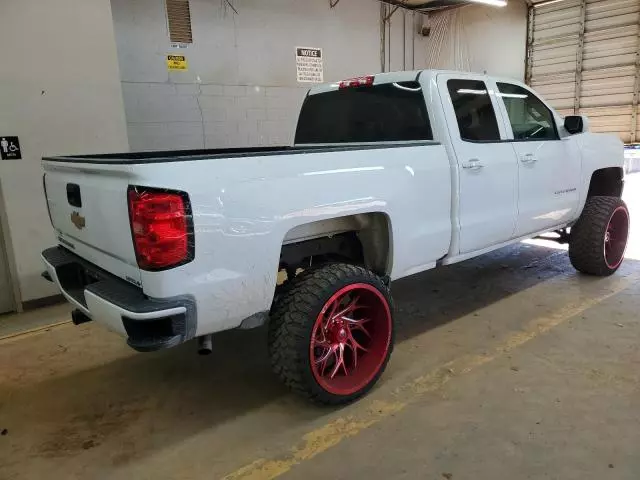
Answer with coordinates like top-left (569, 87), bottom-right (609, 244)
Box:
top-left (527, 0), bottom-right (640, 143)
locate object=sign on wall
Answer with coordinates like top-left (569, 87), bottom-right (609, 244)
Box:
top-left (296, 47), bottom-right (323, 83)
top-left (167, 54), bottom-right (188, 71)
top-left (0, 137), bottom-right (21, 160)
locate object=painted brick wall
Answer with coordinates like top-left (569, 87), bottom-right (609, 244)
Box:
top-left (111, 0), bottom-right (382, 151)
top-left (122, 82), bottom-right (307, 150)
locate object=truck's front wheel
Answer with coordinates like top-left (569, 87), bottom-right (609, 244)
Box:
top-left (569, 196), bottom-right (630, 276)
top-left (269, 263), bottom-right (394, 404)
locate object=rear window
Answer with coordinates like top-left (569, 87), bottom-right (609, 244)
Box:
top-left (294, 81), bottom-right (433, 144)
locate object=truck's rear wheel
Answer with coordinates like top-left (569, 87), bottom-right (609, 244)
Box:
top-left (569, 196), bottom-right (630, 276)
top-left (269, 263), bottom-right (393, 404)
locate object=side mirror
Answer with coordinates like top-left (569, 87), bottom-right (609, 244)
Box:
top-left (564, 115), bottom-right (584, 135)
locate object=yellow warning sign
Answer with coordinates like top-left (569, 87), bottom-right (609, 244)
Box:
top-left (167, 55), bottom-right (188, 71)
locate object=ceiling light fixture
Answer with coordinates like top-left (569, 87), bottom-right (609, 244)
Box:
top-left (467, 0), bottom-right (508, 6)
top-left (533, 0), bottom-right (566, 7)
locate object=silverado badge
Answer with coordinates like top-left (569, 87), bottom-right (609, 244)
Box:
top-left (70, 211), bottom-right (86, 230)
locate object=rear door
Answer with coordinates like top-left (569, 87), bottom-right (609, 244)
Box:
top-left (437, 73), bottom-right (518, 254)
top-left (43, 161), bottom-right (141, 284)
top-left (492, 80), bottom-right (581, 236)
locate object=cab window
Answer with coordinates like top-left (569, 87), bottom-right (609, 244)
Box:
top-left (497, 82), bottom-right (558, 141)
top-left (447, 79), bottom-right (501, 142)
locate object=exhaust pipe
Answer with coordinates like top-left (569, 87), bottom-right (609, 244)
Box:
top-left (197, 335), bottom-right (213, 355)
top-left (71, 309), bottom-right (92, 325)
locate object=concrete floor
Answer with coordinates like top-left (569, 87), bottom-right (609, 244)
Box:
top-left (2, 178), bottom-right (640, 479)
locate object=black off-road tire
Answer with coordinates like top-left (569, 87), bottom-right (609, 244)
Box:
top-left (569, 196), bottom-right (630, 276)
top-left (268, 263), bottom-right (394, 405)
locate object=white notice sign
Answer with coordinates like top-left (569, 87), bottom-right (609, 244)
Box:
top-left (296, 47), bottom-right (323, 83)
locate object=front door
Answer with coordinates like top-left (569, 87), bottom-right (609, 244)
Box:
top-left (0, 222), bottom-right (14, 314)
top-left (437, 74), bottom-right (518, 254)
top-left (492, 81), bottom-right (581, 236)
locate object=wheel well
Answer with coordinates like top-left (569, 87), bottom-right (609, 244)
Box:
top-left (587, 167), bottom-right (624, 198)
top-left (279, 213), bottom-right (391, 278)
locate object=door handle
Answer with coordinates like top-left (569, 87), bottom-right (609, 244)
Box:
top-left (462, 159), bottom-right (484, 171)
top-left (521, 153), bottom-right (538, 164)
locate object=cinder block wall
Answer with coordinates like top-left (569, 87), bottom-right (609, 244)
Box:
top-left (121, 82), bottom-right (307, 150)
top-left (111, 0), bottom-right (383, 151)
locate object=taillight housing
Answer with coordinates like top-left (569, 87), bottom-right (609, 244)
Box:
top-left (127, 186), bottom-right (194, 271)
top-left (339, 75), bottom-right (374, 89)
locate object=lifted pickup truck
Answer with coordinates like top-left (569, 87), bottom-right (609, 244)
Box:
top-left (42, 70), bottom-right (629, 404)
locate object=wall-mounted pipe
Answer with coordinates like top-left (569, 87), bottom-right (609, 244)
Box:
top-left (387, 7), bottom-right (392, 71)
top-left (412, 12), bottom-right (416, 69)
top-left (380, 2), bottom-right (386, 71)
top-left (403, 9), bottom-right (406, 69)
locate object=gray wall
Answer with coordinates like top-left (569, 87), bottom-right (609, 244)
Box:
top-left (422, 1), bottom-right (527, 80)
top-left (112, 0), bottom-right (527, 152)
top-left (112, 0), bottom-right (385, 150)
top-left (0, 0), bottom-right (129, 304)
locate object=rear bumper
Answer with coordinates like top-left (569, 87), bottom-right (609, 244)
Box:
top-left (41, 246), bottom-right (196, 352)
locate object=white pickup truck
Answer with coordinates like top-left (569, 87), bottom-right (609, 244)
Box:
top-left (42, 70), bottom-right (629, 404)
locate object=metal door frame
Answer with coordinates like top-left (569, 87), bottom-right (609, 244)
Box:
top-left (0, 182), bottom-right (22, 314)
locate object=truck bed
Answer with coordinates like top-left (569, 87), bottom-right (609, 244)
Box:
top-left (43, 141), bottom-right (437, 164)
top-left (42, 140), bottom-right (452, 335)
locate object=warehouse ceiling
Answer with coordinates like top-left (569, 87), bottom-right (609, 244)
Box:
top-left (378, 0), bottom-right (504, 12)
top-left (380, 1), bottom-right (572, 14)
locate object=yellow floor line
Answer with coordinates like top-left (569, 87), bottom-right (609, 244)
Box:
top-left (222, 273), bottom-right (639, 480)
top-left (0, 320), bottom-right (72, 343)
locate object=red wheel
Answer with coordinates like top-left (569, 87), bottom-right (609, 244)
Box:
top-left (310, 283), bottom-right (392, 396)
top-left (570, 196), bottom-right (630, 276)
top-left (604, 206), bottom-right (629, 270)
top-left (269, 263), bottom-right (394, 404)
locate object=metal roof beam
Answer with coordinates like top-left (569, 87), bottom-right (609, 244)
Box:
top-left (378, 0), bottom-right (471, 11)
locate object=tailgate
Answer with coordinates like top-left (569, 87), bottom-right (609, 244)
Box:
top-left (43, 160), bottom-right (141, 286)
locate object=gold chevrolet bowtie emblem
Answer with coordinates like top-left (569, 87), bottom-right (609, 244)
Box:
top-left (70, 211), bottom-right (86, 230)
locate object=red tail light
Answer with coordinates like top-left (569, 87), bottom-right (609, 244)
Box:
top-left (339, 75), bottom-right (374, 89)
top-left (127, 187), bottom-right (194, 270)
